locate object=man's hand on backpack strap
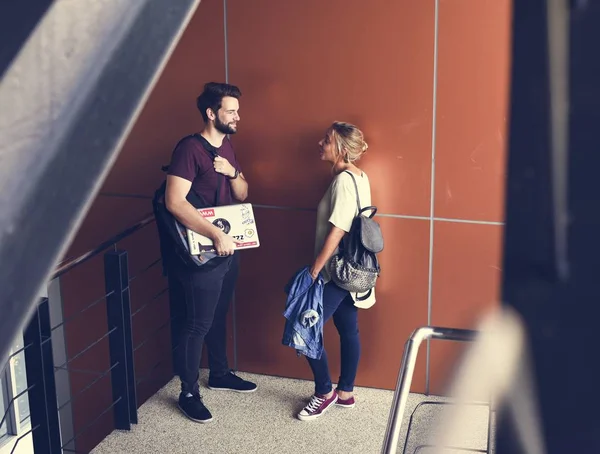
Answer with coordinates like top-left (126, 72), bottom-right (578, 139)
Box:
top-left (213, 156), bottom-right (237, 178)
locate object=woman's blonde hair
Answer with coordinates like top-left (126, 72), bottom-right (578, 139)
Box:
top-left (329, 121), bottom-right (369, 163)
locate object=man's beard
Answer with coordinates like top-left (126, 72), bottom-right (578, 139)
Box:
top-left (215, 117), bottom-right (237, 135)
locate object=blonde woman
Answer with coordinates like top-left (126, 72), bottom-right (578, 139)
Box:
top-left (298, 121), bottom-right (373, 421)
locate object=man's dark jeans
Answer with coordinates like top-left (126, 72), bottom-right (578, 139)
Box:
top-left (170, 253), bottom-right (239, 395)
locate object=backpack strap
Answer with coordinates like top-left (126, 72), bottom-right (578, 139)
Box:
top-left (344, 170), bottom-right (362, 211)
top-left (162, 134), bottom-right (224, 206)
top-left (344, 170), bottom-right (377, 219)
top-left (192, 133), bottom-right (223, 206)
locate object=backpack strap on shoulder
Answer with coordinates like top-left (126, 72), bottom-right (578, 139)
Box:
top-left (161, 134), bottom-right (223, 207)
top-left (193, 133), bottom-right (222, 206)
top-left (344, 170), bottom-right (362, 212)
top-left (344, 170), bottom-right (377, 218)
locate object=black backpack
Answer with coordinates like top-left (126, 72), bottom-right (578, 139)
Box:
top-left (153, 134), bottom-right (226, 275)
top-left (328, 171), bottom-right (384, 301)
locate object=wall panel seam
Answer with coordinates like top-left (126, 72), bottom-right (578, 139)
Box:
top-left (426, 0), bottom-right (440, 395)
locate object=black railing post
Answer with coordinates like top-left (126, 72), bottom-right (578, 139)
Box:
top-left (104, 250), bottom-right (137, 428)
top-left (24, 297), bottom-right (62, 453)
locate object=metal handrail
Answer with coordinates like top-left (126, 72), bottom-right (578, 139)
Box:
top-left (381, 326), bottom-right (478, 454)
top-left (53, 214), bottom-right (155, 279)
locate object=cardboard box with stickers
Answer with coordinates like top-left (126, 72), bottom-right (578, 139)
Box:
top-left (186, 203), bottom-right (261, 255)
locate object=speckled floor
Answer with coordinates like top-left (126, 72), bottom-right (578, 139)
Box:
top-left (91, 371), bottom-right (491, 454)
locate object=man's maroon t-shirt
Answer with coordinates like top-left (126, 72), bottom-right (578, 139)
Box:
top-left (167, 136), bottom-right (242, 206)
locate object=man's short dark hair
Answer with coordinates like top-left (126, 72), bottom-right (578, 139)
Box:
top-left (196, 82), bottom-right (242, 122)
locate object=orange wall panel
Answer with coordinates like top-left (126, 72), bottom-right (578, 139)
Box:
top-left (63, 195), bottom-right (152, 260)
top-left (227, 0), bottom-right (436, 215)
top-left (429, 221), bottom-right (504, 394)
top-left (434, 0), bottom-right (512, 222)
top-left (427, 0), bottom-right (511, 393)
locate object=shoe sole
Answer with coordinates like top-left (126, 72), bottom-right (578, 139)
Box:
top-left (178, 404), bottom-right (213, 423)
top-left (297, 397), bottom-right (338, 421)
top-left (335, 402), bottom-right (356, 409)
top-left (208, 386), bottom-right (258, 393)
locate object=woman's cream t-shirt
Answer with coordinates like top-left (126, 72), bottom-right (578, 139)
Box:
top-left (314, 170), bottom-right (376, 308)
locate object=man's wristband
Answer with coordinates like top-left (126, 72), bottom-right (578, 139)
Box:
top-left (228, 169), bottom-right (240, 180)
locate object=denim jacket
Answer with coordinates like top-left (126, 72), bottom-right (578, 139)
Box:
top-left (282, 266), bottom-right (324, 360)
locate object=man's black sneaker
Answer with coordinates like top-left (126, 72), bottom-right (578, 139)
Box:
top-left (208, 371), bottom-right (258, 393)
top-left (178, 393), bottom-right (213, 423)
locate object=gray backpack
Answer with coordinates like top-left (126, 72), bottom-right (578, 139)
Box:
top-left (328, 171), bottom-right (384, 301)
